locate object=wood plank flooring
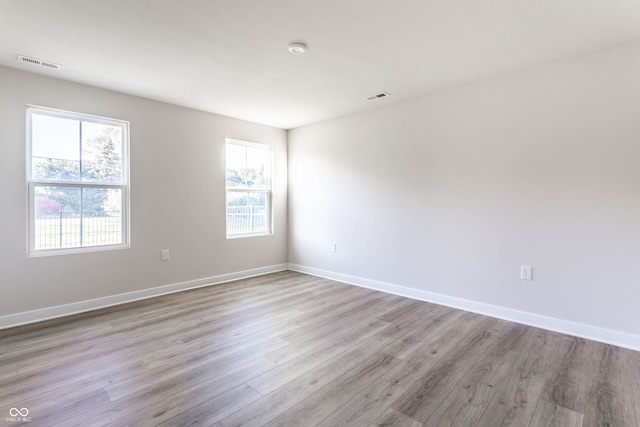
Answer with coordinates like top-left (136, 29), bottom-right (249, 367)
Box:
top-left (0, 271), bottom-right (638, 426)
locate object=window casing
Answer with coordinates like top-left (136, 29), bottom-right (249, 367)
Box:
top-left (27, 106), bottom-right (130, 255)
top-left (225, 139), bottom-right (272, 238)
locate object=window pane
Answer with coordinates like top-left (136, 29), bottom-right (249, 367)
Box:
top-left (226, 144), bottom-right (246, 188)
top-left (31, 114), bottom-right (80, 181)
top-left (246, 146), bottom-right (269, 189)
top-left (227, 191), bottom-right (269, 235)
top-left (225, 143), bottom-right (269, 190)
top-left (33, 186), bottom-right (123, 250)
top-left (82, 121), bottom-right (123, 183)
top-left (34, 186), bottom-right (81, 250)
top-left (82, 188), bottom-right (122, 246)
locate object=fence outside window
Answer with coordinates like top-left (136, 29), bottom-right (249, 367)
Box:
top-left (227, 205), bottom-right (269, 235)
top-left (34, 206), bottom-right (268, 249)
top-left (34, 211), bottom-right (122, 250)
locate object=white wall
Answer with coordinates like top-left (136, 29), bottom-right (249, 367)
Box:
top-left (288, 41), bottom-right (640, 342)
top-left (0, 66), bottom-right (287, 320)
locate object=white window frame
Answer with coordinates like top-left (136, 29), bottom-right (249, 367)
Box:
top-left (26, 105), bottom-right (130, 256)
top-left (225, 138), bottom-right (273, 239)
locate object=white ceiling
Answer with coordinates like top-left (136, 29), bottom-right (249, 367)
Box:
top-left (1, 1), bottom-right (640, 129)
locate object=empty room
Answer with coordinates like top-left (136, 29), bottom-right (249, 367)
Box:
top-left (1, 1), bottom-right (639, 426)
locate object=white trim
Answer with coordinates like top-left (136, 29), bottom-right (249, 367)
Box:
top-left (0, 264), bottom-right (288, 330)
top-left (287, 263), bottom-right (640, 352)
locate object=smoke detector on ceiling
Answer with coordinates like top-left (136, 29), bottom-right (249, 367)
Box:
top-left (17, 54), bottom-right (63, 71)
top-left (364, 92), bottom-right (390, 101)
top-left (288, 42), bottom-right (307, 54)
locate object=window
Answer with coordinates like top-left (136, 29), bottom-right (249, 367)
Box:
top-left (27, 106), bottom-right (129, 254)
top-left (225, 139), bottom-right (272, 238)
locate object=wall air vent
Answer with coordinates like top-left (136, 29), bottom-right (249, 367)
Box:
top-left (17, 54), bottom-right (63, 71)
top-left (364, 92), bottom-right (390, 101)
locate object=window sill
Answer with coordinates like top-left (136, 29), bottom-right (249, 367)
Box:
top-left (28, 243), bottom-right (130, 258)
top-left (226, 232), bottom-right (273, 240)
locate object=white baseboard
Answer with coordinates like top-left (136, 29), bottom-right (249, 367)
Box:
top-left (288, 263), bottom-right (640, 352)
top-left (0, 264), bottom-right (288, 331)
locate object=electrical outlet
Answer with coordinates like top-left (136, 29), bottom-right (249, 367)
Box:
top-left (521, 265), bottom-right (532, 281)
top-left (330, 243), bottom-right (337, 252)
top-left (161, 249), bottom-right (170, 261)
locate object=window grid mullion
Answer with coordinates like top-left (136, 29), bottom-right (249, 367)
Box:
top-left (79, 120), bottom-right (83, 183)
top-left (29, 181), bottom-right (125, 190)
top-left (226, 188), bottom-right (270, 193)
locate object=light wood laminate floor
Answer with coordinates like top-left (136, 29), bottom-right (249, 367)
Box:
top-left (0, 271), bottom-right (638, 426)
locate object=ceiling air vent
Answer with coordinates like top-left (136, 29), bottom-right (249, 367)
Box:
top-left (17, 54), bottom-right (63, 71)
top-left (364, 92), bottom-right (390, 101)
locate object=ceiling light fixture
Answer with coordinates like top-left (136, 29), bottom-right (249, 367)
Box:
top-left (288, 42), bottom-right (307, 54)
